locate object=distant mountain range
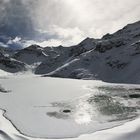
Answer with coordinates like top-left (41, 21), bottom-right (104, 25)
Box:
top-left (1, 21), bottom-right (140, 84)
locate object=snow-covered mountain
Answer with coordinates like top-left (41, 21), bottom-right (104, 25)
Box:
top-left (1, 21), bottom-right (140, 83)
top-left (13, 45), bottom-right (49, 65)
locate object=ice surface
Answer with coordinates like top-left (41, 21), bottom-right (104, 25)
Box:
top-left (0, 75), bottom-right (140, 139)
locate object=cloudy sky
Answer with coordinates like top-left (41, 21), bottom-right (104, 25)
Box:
top-left (0, 0), bottom-right (140, 47)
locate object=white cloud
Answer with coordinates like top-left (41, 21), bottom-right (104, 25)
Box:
top-left (39, 40), bottom-right (62, 47)
top-left (30, 0), bottom-right (140, 46)
top-left (48, 26), bottom-right (85, 46)
top-left (24, 39), bottom-right (62, 47)
top-left (0, 0), bottom-right (140, 47)
top-left (37, 26), bottom-right (85, 46)
top-left (7, 37), bottom-right (21, 44)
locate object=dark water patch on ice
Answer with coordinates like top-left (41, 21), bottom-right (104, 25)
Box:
top-left (47, 111), bottom-right (70, 119)
top-left (0, 84), bottom-right (11, 93)
top-left (129, 94), bottom-right (140, 98)
top-left (93, 86), bottom-right (140, 94)
top-left (62, 109), bottom-right (71, 113)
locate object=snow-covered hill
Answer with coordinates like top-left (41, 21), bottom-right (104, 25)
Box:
top-left (1, 21), bottom-right (140, 83)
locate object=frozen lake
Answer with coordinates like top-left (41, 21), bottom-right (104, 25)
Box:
top-left (0, 75), bottom-right (140, 139)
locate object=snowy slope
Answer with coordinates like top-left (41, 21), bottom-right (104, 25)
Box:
top-left (0, 69), bottom-right (11, 77)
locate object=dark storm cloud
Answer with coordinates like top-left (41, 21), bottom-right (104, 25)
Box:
top-left (0, 0), bottom-right (36, 39)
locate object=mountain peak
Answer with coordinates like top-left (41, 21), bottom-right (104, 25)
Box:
top-left (25, 44), bottom-right (43, 51)
top-left (103, 20), bottom-right (140, 40)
